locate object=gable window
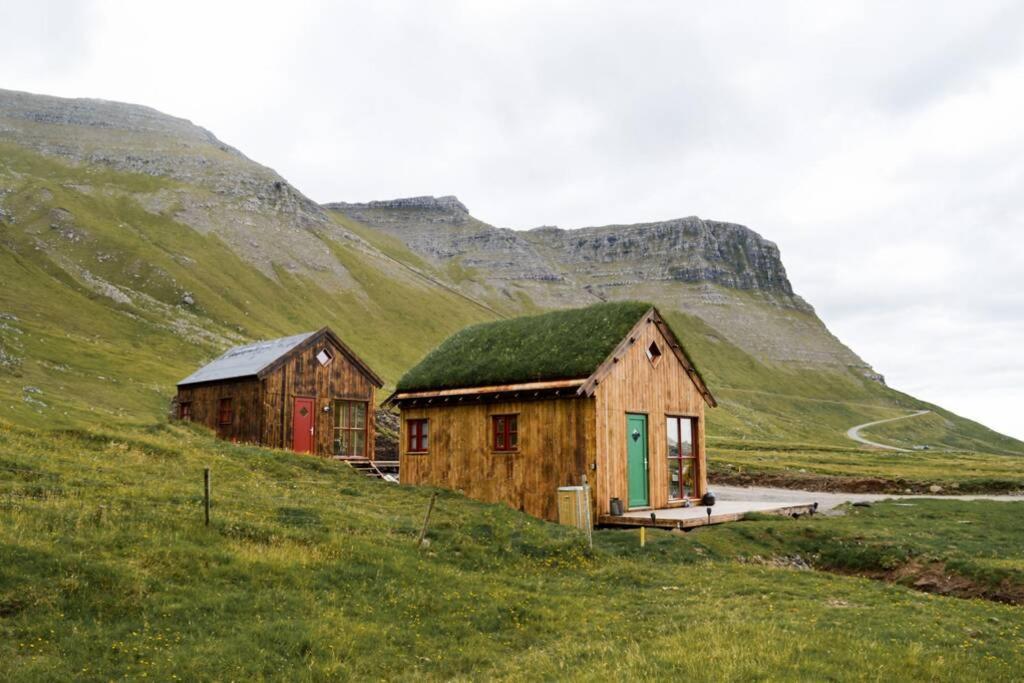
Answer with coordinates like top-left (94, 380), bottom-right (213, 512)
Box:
top-left (333, 400), bottom-right (367, 457)
top-left (316, 348), bottom-right (334, 366)
top-left (492, 414), bottom-right (518, 452)
top-left (646, 340), bottom-right (663, 365)
top-left (667, 416), bottom-right (697, 499)
top-left (218, 398), bottom-right (233, 425)
top-left (407, 419), bottom-right (429, 453)
top-left (178, 401), bottom-right (192, 421)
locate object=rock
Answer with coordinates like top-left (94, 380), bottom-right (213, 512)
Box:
top-left (928, 485), bottom-right (943, 494)
top-left (375, 408), bottom-right (400, 460)
top-left (181, 292), bottom-right (195, 306)
top-left (22, 395), bottom-right (47, 408)
top-left (326, 196), bottom-right (878, 370)
top-left (22, 385), bottom-right (43, 394)
top-left (329, 195), bottom-right (469, 214)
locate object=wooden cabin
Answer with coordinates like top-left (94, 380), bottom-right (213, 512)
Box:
top-left (386, 302), bottom-right (717, 523)
top-left (175, 327), bottom-right (384, 458)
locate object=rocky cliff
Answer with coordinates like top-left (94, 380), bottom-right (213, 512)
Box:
top-left (326, 196), bottom-right (869, 370)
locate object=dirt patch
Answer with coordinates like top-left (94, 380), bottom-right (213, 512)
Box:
top-left (710, 470), bottom-right (1022, 496)
top-left (828, 560), bottom-right (1024, 605)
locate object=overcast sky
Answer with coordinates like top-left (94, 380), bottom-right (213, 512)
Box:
top-left (3, 1), bottom-right (1022, 440)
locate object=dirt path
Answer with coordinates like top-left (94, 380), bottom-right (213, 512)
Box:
top-left (713, 484), bottom-right (1024, 512)
top-left (845, 409), bottom-right (930, 451)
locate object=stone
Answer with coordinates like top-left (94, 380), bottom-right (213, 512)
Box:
top-left (928, 485), bottom-right (943, 493)
top-left (181, 292), bottom-right (195, 306)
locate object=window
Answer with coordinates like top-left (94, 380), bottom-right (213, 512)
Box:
top-left (407, 419), bottom-right (429, 453)
top-left (333, 400), bottom-right (367, 456)
top-left (666, 416), bottom-right (697, 499)
top-left (218, 398), bottom-right (233, 425)
top-left (316, 348), bottom-right (334, 366)
top-left (492, 414), bottom-right (518, 452)
top-left (178, 401), bottom-right (192, 421)
top-left (646, 340), bottom-right (663, 365)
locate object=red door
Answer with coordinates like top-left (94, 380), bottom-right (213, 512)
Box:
top-left (292, 397), bottom-right (315, 453)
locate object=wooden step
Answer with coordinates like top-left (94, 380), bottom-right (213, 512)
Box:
top-left (334, 456), bottom-right (398, 483)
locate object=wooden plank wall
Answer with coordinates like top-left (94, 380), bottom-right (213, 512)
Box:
top-left (175, 379), bottom-right (263, 444)
top-left (261, 335), bottom-right (377, 458)
top-left (399, 397), bottom-right (596, 521)
top-left (593, 318), bottom-right (707, 515)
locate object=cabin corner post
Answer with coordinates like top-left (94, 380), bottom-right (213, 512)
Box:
top-left (699, 414), bottom-right (708, 498)
top-left (367, 387), bottom-right (377, 461)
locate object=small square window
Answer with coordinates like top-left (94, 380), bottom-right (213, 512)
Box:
top-left (646, 341), bottom-right (663, 365)
top-left (492, 414), bottom-right (518, 452)
top-left (407, 419), bottom-right (429, 453)
top-left (316, 348), bottom-right (334, 366)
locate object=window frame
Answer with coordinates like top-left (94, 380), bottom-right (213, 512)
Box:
top-left (218, 397), bottom-right (233, 425)
top-left (491, 414), bottom-right (519, 453)
top-left (666, 415), bottom-right (698, 501)
top-left (333, 399), bottom-right (368, 457)
top-left (407, 418), bottom-right (429, 454)
top-left (646, 340), bottom-right (663, 366)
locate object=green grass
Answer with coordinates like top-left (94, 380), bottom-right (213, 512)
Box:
top-left (709, 447), bottom-right (1024, 494)
top-left (2, 421), bottom-right (1023, 680)
top-left (0, 142), bottom-right (491, 422)
top-left (397, 301), bottom-right (655, 391)
top-left (634, 499), bottom-right (1024, 603)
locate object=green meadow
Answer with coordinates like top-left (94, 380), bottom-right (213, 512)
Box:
top-left (2, 420), bottom-right (1023, 680)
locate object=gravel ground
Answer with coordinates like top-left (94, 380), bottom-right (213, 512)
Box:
top-left (711, 484), bottom-right (1024, 512)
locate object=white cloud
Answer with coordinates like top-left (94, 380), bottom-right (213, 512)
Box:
top-left (1, 0), bottom-right (1022, 439)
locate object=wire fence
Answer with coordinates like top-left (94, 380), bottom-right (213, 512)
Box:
top-left (0, 462), bottom-right (439, 542)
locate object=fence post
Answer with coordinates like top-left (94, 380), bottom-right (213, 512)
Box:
top-left (417, 491), bottom-right (437, 548)
top-left (581, 474), bottom-right (593, 549)
top-left (204, 467), bottom-right (211, 527)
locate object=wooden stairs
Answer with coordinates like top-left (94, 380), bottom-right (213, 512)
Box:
top-left (333, 456), bottom-right (399, 483)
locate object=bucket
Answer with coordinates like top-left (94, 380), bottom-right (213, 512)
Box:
top-left (609, 497), bottom-right (624, 516)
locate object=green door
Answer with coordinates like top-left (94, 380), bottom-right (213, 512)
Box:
top-left (626, 413), bottom-right (649, 508)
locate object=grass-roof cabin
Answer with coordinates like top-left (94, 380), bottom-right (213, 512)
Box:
top-left (175, 327), bottom-right (383, 458)
top-left (387, 302), bottom-right (716, 523)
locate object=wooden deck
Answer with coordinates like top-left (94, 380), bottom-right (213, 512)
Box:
top-left (598, 500), bottom-right (817, 529)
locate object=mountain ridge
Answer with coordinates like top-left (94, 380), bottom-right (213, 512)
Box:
top-left (2, 87), bottom-right (1021, 455)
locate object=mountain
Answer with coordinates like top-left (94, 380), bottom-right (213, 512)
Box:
top-left (326, 197), bottom-right (872, 372)
top-left (1, 87), bottom-right (1021, 456)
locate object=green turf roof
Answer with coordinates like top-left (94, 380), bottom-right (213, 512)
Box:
top-left (396, 301), bottom-right (654, 392)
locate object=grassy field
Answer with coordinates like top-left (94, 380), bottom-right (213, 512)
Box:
top-left (709, 446), bottom-right (1024, 494)
top-left (2, 420), bottom-right (1023, 680)
top-left (629, 499), bottom-right (1024, 604)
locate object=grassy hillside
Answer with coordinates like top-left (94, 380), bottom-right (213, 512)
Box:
top-left (2, 421), bottom-right (1023, 680)
top-left (2, 136), bottom-right (1021, 470)
top-left (0, 143), bottom-right (492, 429)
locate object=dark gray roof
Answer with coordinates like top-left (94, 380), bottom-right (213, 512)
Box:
top-left (178, 331), bottom-right (316, 386)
